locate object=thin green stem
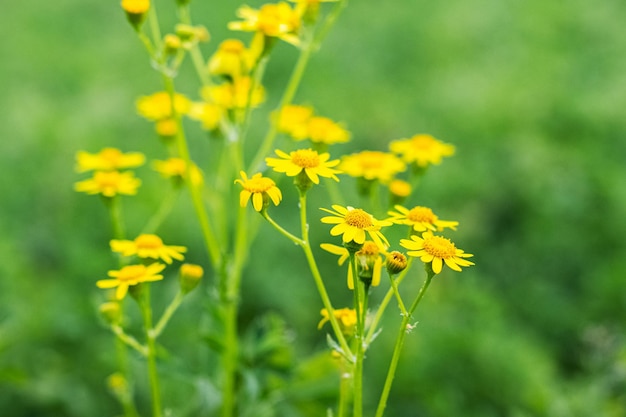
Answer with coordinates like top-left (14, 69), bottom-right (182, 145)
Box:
top-left (262, 211), bottom-right (305, 246)
top-left (387, 270), bottom-right (408, 317)
top-left (139, 285), bottom-right (163, 417)
top-left (349, 254), bottom-right (365, 417)
top-left (106, 197), bottom-right (126, 240)
top-left (148, 4), bottom-right (162, 52)
top-left (311, 0), bottom-right (349, 50)
top-left (152, 290), bottom-right (185, 339)
top-left (111, 325), bottom-right (148, 357)
top-left (141, 186), bottom-right (180, 234)
top-left (178, 4), bottom-right (211, 87)
top-left (374, 270), bottom-right (434, 417)
top-left (337, 358), bottom-right (351, 417)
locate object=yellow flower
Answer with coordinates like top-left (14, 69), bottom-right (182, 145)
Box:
top-left (400, 231), bottom-right (474, 274)
top-left (387, 205), bottom-right (459, 232)
top-left (97, 263), bottom-right (166, 300)
top-left (387, 179), bottom-right (411, 198)
top-left (207, 39), bottom-right (257, 79)
top-left (152, 158), bottom-right (203, 186)
top-left (110, 234), bottom-right (187, 264)
top-left (201, 77), bottom-right (265, 110)
top-left (179, 263), bottom-right (204, 294)
top-left (187, 102), bottom-right (223, 130)
top-left (266, 149), bottom-right (341, 184)
top-left (136, 91), bottom-right (192, 121)
top-left (74, 171), bottom-right (141, 197)
top-left (389, 134), bottom-right (455, 167)
top-left (339, 151), bottom-right (406, 183)
top-left (155, 118), bottom-right (178, 137)
top-left (321, 241), bottom-right (384, 289)
top-left (121, 0), bottom-right (150, 14)
top-left (276, 104), bottom-right (313, 139)
top-left (234, 171), bottom-right (282, 212)
top-left (228, 2), bottom-right (301, 46)
top-left (320, 205), bottom-right (391, 249)
top-left (306, 117), bottom-right (350, 145)
top-left (318, 308), bottom-right (357, 336)
top-left (75, 148), bottom-right (145, 173)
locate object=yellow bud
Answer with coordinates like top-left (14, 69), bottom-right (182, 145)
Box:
top-left (179, 263), bottom-right (204, 294)
top-left (386, 251), bottom-right (408, 275)
top-left (120, 0), bottom-right (150, 30)
top-left (99, 301), bottom-right (122, 325)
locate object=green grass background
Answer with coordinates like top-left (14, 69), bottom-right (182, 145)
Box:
top-left (1, 0), bottom-right (625, 416)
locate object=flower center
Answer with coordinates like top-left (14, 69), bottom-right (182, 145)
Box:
top-left (117, 265), bottom-right (147, 282)
top-left (135, 234), bottom-right (164, 249)
top-left (407, 206), bottom-right (436, 223)
top-left (344, 209), bottom-right (373, 229)
top-left (358, 241), bottom-right (380, 256)
top-left (423, 236), bottom-right (457, 259)
top-left (95, 171), bottom-right (122, 188)
top-left (291, 149), bottom-right (320, 168)
top-left (100, 148), bottom-right (122, 163)
top-left (245, 177), bottom-right (275, 193)
top-left (412, 135), bottom-right (436, 150)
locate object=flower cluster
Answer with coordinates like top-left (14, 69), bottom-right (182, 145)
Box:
top-left (277, 104), bottom-right (350, 146)
top-left (74, 148), bottom-right (144, 198)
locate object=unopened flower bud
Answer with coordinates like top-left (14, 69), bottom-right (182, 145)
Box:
top-left (163, 34), bottom-right (182, 55)
top-left (99, 301), bottom-right (122, 325)
top-left (386, 251), bottom-right (408, 275)
top-left (121, 0), bottom-right (150, 30)
top-left (343, 239), bottom-right (364, 254)
top-left (179, 263), bottom-right (204, 294)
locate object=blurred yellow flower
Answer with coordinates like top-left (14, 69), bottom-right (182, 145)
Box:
top-left (306, 117), bottom-right (350, 145)
top-left (276, 104), bottom-right (313, 139)
top-left (266, 149), bottom-right (341, 184)
top-left (320, 205), bottom-right (391, 249)
top-left (152, 158), bottom-right (203, 186)
top-left (97, 263), bottom-right (165, 300)
top-left (228, 2), bottom-right (301, 46)
top-left (155, 118), bottom-right (178, 137)
top-left (74, 171), bottom-right (141, 197)
top-left (318, 307), bottom-right (357, 336)
top-left (121, 0), bottom-right (150, 14)
top-left (400, 231), bottom-right (474, 274)
top-left (75, 148), bottom-right (145, 173)
top-left (387, 179), bottom-right (411, 198)
top-left (187, 102), bottom-right (222, 130)
top-left (136, 91), bottom-right (192, 121)
top-left (388, 205), bottom-right (458, 232)
top-left (389, 134), bottom-right (455, 167)
top-left (208, 39), bottom-right (256, 79)
top-left (202, 77), bottom-right (265, 110)
top-left (234, 171), bottom-right (282, 212)
top-left (110, 234), bottom-right (187, 264)
top-left (339, 151), bottom-right (406, 183)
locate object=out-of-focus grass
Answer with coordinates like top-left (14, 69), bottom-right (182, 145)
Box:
top-left (1, 0), bottom-right (625, 416)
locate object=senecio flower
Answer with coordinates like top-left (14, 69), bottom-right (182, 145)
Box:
top-left (207, 39), bottom-right (257, 79)
top-left (153, 158), bottom-right (203, 186)
top-left (74, 171), bottom-right (141, 197)
top-left (228, 2), bottom-right (301, 46)
top-left (388, 205), bottom-right (459, 232)
top-left (321, 205), bottom-right (391, 249)
top-left (136, 91), bottom-right (192, 121)
top-left (306, 117), bottom-right (350, 145)
top-left (277, 104), bottom-right (314, 139)
top-left (318, 308), bottom-right (357, 336)
top-left (266, 149), bottom-right (341, 184)
top-left (110, 234), bottom-right (187, 264)
top-left (201, 78), bottom-right (265, 110)
top-left (97, 263), bottom-right (165, 300)
top-left (235, 171), bottom-right (282, 212)
top-left (75, 148), bottom-right (145, 173)
top-left (389, 134), bottom-right (455, 168)
top-left (339, 151), bottom-right (406, 183)
top-left (400, 231), bottom-right (474, 274)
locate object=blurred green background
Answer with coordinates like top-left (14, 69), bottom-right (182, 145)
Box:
top-left (1, 0), bottom-right (625, 416)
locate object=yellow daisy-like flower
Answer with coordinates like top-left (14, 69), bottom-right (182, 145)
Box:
top-left (228, 2), bottom-right (301, 46)
top-left (266, 149), bottom-right (341, 184)
top-left (207, 39), bottom-right (257, 79)
top-left (320, 205), bottom-right (391, 249)
top-left (155, 118), bottom-right (178, 137)
top-left (75, 148), bottom-right (145, 173)
top-left (121, 0), bottom-right (150, 14)
top-left (110, 234), bottom-right (187, 264)
top-left (387, 179), bottom-right (412, 198)
top-left (388, 205), bottom-right (459, 232)
top-left (321, 241), bottom-right (383, 289)
top-left (318, 308), bottom-right (357, 336)
top-left (306, 117), bottom-right (350, 145)
top-left (74, 171), bottom-right (141, 197)
top-left (234, 171), bottom-right (282, 212)
top-left (136, 91), bottom-right (192, 121)
top-left (276, 104), bottom-right (314, 139)
top-left (389, 134), bottom-right (455, 168)
top-left (152, 158), bottom-right (203, 186)
top-left (201, 77), bottom-right (265, 110)
top-left (97, 263), bottom-right (165, 300)
top-left (400, 231), bottom-right (474, 274)
top-left (188, 102), bottom-right (223, 130)
top-left (339, 151), bottom-right (406, 183)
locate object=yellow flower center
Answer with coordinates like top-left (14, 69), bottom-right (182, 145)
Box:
top-left (117, 265), bottom-right (147, 282)
top-left (411, 135), bottom-right (437, 150)
top-left (407, 206), bottom-right (436, 223)
top-left (244, 176), bottom-right (275, 193)
top-left (99, 148), bottom-right (122, 163)
top-left (95, 171), bottom-right (122, 188)
top-left (220, 39), bottom-right (246, 53)
top-left (344, 209), bottom-right (373, 229)
top-left (291, 149), bottom-right (320, 168)
top-left (358, 241), bottom-right (379, 256)
top-left (135, 234), bottom-right (164, 249)
top-left (423, 236), bottom-right (457, 259)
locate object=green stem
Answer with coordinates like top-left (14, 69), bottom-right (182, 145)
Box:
top-left (349, 254), bottom-right (365, 417)
top-left (111, 325), bottom-right (148, 357)
top-left (337, 358), bottom-right (351, 417)
top-left (152, 290), bottom-right (185, 339)
top-left (106, 197), bottom-right (126, 240)
top-left (387, 270), bottom-right (408, 317)
top-left (148, 3), bottom-right (162, 52)
top-left (262, 211), bottom-right (305, 246)
top-left (374, 270), bottom-right (434, 417)
top-left (178, 4), bottom-right (211, 87)
top-left (139, 285), bottom-right (162, 417)
top-left (141, 186), bottom-right (180, 234)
